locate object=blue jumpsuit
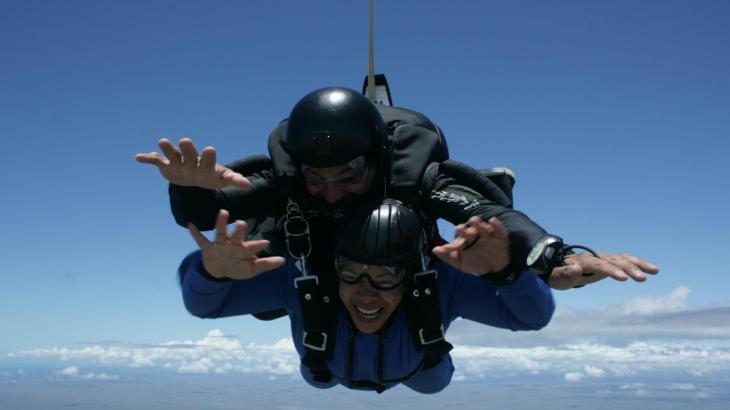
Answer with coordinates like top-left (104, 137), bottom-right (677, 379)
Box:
top-left (179, 251), bottom-right (555, 393)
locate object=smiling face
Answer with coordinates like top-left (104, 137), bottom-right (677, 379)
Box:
top-left (337, 263), bottom-right (406, 333)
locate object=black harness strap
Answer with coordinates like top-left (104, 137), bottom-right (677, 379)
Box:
top-left (403, 268), bottom-right (453, 368)
top-left (295, 275), bottom-right (334, 382)
top-left (285, 199), bottom-right (338, 383)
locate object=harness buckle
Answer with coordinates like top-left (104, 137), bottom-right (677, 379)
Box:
top-left (303, 331), bottom-right (328, 351)
top-left (294, 275), bottom-right (319, 289)
top-left (418, 324), bottom-right (445, 345)
top-left (413, 269), bottom-right (438, 283)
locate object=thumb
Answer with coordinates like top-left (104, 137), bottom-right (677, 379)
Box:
top-left (188, 223), bottom-right (211, 249)
top-left (431, 246), bottom-right (461, 269)
top-left (222, 170), bottom-right (252, 188)
top-left (230, 173), bottom-right (252, 189)
top-left (251, 256), bottom-right (286, 276)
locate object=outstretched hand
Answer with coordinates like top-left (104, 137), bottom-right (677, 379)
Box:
top-left (188, 209), bottom-right (285, 280)
top-left (136, 138), bottom-right (251, 189)
top-left (432, 216), bottom-right (511, 275)
top-left (549, 252), bottom-right (659, 290)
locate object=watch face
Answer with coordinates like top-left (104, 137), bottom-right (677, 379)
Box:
top-left (526, 239), bottom-right (546, 266)
top-left (527, 235), bottom-right (562, 267)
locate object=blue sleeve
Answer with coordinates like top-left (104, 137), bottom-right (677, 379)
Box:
top-left (439, 263), bottom-right (555, 331)
top-left (178, 251), bottom-right (293, 319)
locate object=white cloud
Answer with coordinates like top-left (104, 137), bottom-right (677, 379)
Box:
top-left (7, 326), bottom-right (730, 383)
top-left (8, 330), bottom-right (299, 377)
top-left (58, 366), bottom-right (118, 380)
top-left (547, 367), bottom-right (602, 384)
top-left (83, 372), bottom-right (119, 380)
top-left (617, 286), bottom-right (690, 316)
top-left (448, 286), bottom-right (730, 346)
top-left (670, 383), bottom-right (696, 391)
top-left (583, 365), bottom-right (605, 377)
top-left (178, 358), bottom-right (214, 374)
top-left (60, 366), bottom-right (79, 377)
top-left (448, 342), bottom-right (730, 380)
top-left (5, 287), bottom-right (730, 385)
top-left (695, 389), bottom-right (713, 399)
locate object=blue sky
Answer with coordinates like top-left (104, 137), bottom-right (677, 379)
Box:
top-left (1, 0), bottom-right (729, 407)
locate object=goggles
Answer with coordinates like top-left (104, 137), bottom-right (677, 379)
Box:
top-left (301, 156), bottom-right (370, 187)
top-left (335, 256), bottom-right (408, 290)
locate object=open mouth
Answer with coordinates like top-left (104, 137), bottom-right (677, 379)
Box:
top-left (355, 305), bottom-right (382, 319)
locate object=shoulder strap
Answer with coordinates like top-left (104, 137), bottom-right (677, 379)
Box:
top-left (283, 199), bottom-right (340, 382)
top-left (296, 272), bottom-right (338, 383)
top-left (403, 268), bottom-right (453, 368)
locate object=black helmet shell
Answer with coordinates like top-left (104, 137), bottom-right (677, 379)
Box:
top-left (336, 199), bottom-right (424, 268)
top-left (285, 87), bottom-right (386, 168)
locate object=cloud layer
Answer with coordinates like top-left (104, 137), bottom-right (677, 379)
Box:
top-left (7, 330), bottom-right (299, 376)
top-left (5, 287), bottom-right (730, 385)
top-left (58, 366), bottom-right (119, 380)
top-left (8, 331), bottom-right (730, 384)
top-left (448, 285), bottom-right (730, 346)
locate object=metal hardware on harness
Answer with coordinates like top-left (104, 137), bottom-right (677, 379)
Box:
top-left (285, 198), bottom-right (315, 280)
top-left (294, 275), bottom-right (319, 289)
top-left (418, 324), bottom-right (445, 345)
top-left (413, 269), bottom-right (438, 283)
top-left (294, 258), bottom-right (309, 277)
top-left (303, 331), bottom-right (328, 351)
top-left (284, 198), bottom-right (312, 260)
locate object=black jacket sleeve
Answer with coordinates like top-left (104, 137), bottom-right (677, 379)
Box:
top-left (421, 164), bottom-right (547, 270)
top-left (168, 166), bottom-right (280, 231)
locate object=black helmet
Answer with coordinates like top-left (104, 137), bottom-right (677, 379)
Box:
top-left (335, 199), bottom-right (425, 269)
top-left (285, 87), bottom-right (387, 168)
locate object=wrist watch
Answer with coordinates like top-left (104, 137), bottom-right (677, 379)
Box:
top-left (527, 235), bottom-right (601, 283)
top-left (526, 235), bottom-right (565, 278)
